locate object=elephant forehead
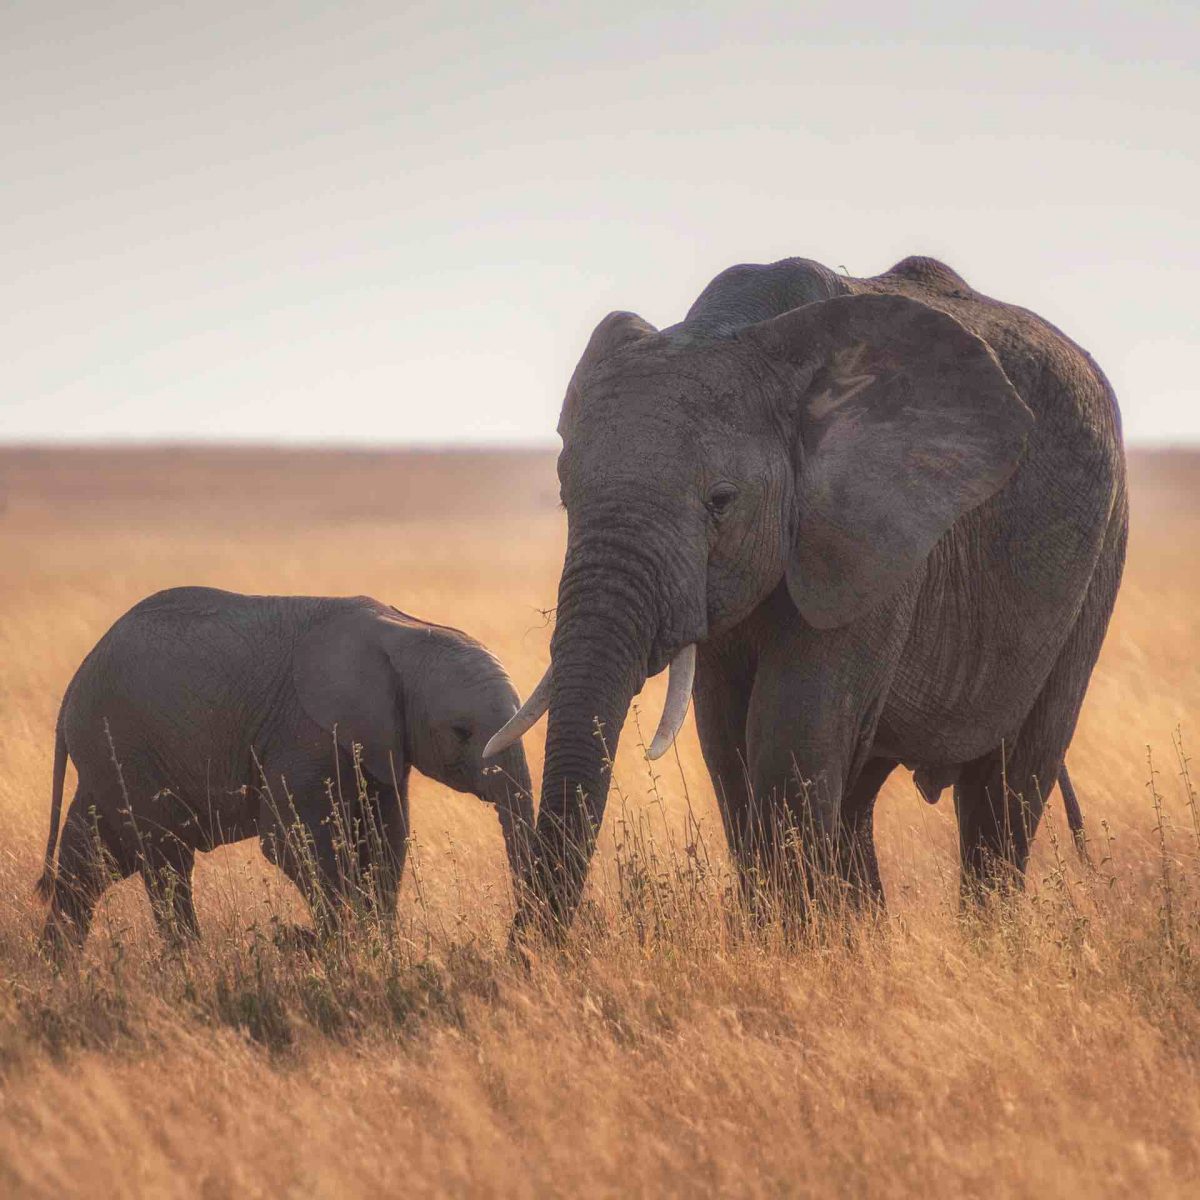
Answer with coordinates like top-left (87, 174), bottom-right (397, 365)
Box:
top-left (561, 409), bottom-right (702, 491)
top-left (566, 395), bottom-right (772, 472)
top-left (578, 331), bottom-right (742, 399)
top-left (432, 642), bottom-right (513, 689)
top-left (574, 365), bottom-right (700, 421)
top-left (566, 355), bottom-right (759, 449)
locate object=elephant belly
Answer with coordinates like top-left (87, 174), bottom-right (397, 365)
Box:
top-left (877, 588), bottom-right (1080, 766)
top-left (182, 768), bottom-right (261, 850)
top-left (879, 647), bottom-right (1043, 765)
top-left (874, 455), bottom-right (1116, 768)
top-left (66, 696), bottom-right (261, 854)
top-left (137, 738), bottom-right (262, 851)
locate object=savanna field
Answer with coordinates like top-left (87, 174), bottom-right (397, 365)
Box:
top-left (0, 445), bottom-right (1198, 1198)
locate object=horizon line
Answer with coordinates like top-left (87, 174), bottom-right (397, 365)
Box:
top-left (0, 436), bottom-right (1196, 453)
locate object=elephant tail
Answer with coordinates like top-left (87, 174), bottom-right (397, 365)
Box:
top-left (1059, 763), bottom-right (1090, 866)
top-left (35, 718), bottom-right (68, 900)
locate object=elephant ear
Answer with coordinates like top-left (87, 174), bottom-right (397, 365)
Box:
top-left (746, 292), bottom-right (1033, 629)
top-left (292, 606), bottom-right (405, 784)
top-left (558, 310), bottom-right (658, 437)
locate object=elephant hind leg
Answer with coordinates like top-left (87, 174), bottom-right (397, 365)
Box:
top-left (954, 745), bottom-right (1051, 896)
top-left (41, 789), bottom-right (131, 954)
top-left (957, 497), bottom-right (1125, 899)
top-left (955, 724), bottom-right (1077, 899)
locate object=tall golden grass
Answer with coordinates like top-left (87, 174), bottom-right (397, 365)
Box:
top-left (0, 446), bottom-right (1198, 1197)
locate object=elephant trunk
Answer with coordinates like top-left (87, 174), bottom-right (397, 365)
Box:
top-left (517, 534), bottom-right (668, 935)
top-left (488, 743), bottom-right (536, 888)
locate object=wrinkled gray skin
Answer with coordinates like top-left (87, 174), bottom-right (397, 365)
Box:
top-left (38, 587), bottom-right (534, 948)
top-left (517, 255), bottom-right (1126, 933)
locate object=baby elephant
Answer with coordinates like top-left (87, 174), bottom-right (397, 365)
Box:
top-left (37, 587), bottom-right (535, 949)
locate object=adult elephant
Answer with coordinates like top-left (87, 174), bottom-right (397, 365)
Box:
top-left (489, 255), bottom-right (1127, 932)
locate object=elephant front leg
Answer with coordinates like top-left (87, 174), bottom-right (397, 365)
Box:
top-left (834, 757), bottom-right (896, 910)
top-left (357, 768), bottom-right (410, 920)
top-left (697, 632), bottom-right (852, 921)
top-left (744, 637), bottom-right (896, 919)
top-left (256, 760), bottom-right (357, 935)
top-left (257, 751), bottom-right (411, 935)
top-left (141, 837), bottom-right (199, 944)
top-left (746, 736), bottom-right (896, 919)
top-left (692, 643), bottom-right (762, 913)
top-left (745, 732), bottom-right (845, 920)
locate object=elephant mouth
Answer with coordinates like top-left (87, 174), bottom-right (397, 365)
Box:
top-left (644, 641), bottom-right (675, 679)
top-left (484, 638), bottom-right (698, 764)
top-left (647, 606), bottom-right (710, 675)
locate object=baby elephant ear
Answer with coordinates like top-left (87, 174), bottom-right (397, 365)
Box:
top-left (746, 292), bottom-right (1033, 629)
top-left (293, 609), bottom-right (401, 784)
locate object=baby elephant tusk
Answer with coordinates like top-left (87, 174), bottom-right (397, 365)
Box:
top-left (484, 667), bottom-right (552, 758)
top-left (647, 644), bottom-right (697, 760)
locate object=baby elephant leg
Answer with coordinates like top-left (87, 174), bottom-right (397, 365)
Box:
top-left (257, 769), bottom-right (357, 933)
top-left (140, 836), bottom-right (199, 943)
top-left (41, 789), bottom-right (131, 954)
top-left (358, 772), bottom-right (410, 919)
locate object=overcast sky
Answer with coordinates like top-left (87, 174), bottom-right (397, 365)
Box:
top-left (3, 2), bottom-right (1197, 445)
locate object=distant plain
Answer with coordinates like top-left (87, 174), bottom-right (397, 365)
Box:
top-left (0, 446), bottom-right (1198, 1198)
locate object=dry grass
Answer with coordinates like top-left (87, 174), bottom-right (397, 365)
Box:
top-left (0, 445), bottom-right (1198, 1198)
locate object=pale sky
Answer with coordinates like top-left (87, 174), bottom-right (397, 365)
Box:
top-left (3, 2), bottom-right (1197, 445)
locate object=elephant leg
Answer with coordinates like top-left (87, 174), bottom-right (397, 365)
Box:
top-left (695, 638), bottom-right (829, 926)
top-left (747, 734), bottom-right (844, 918)
top-left (356, 769), bottom-right (410, 919)
top-left (836, 757), bottom-right (897, 910)
top-left (41, 789), bottom-right (132, 953)
top-left (258, 802), bottom-right (344, 932)
top-left (140, 838), bottom-right (199, 943)
top-left (956, 651), bottom-right (1092, 895)
top-left (744, 588), bottom-right (912, 918)
top-left (744, 667), bottom-right (866, 916)
top-left (957, 506), bottom-right (1126, 899)
top-left (256, 753), bottom-right (366, 932)
top-left (954, 744), bottom-right (1051, 896)
top-left (692, 643), bottom-right (757, 906)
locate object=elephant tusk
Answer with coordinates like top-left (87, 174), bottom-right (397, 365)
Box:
top-left (484, 666), bottom-right (552, 758)
top-left (647, 644), bottom-right (696, 760)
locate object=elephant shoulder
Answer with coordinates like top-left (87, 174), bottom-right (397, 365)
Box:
top-left (126, 585), bottom-right (243, 618)
top-left (337, 595), bottom-right (435, 634)
top-left (291, 603), bottom-right (404, 775)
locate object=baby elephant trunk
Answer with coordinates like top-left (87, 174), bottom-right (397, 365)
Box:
top-left (486, 744), bottom-right (536, 890)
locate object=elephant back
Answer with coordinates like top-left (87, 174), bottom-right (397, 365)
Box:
top-left (672, 257), bottom-right (848, 340)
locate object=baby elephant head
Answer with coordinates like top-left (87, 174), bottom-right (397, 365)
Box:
top-left (293, 601), bottom-right (535, 887)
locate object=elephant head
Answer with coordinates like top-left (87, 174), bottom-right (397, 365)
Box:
top-left (294, 603), bottom-right (535, 886)
top-left (487, 270), bottom-right (1033, 933)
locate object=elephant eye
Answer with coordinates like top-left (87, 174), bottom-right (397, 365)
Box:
top-left (450, 722), bottom-right (473, 743)
top-left (705, 483), bottom-right (739, 518)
